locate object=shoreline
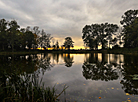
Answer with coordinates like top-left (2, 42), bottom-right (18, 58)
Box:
top-left (0, 48), bottom-right (138, 55)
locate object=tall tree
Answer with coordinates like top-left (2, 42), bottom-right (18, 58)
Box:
top-left (124, 18), bottom-right (138, 47)
top-left (19, 28), bottom-right (26, 50)
top-left (0, 19), bottom-right (8, 50)
top-left (120, 10), bottom-right (138, 27)
top-left (39, 30), bottom-right (53, 49)
top-left (25, 27), bottom-right (35, 50)
top-left (82, 25), bottom-right (98, 50)
top-left (106, 24), bottom-right (119, 49)
top-left (8, 20), bottom-right (20, 52)
top-left (63, 37), bottom-right (74, 50)
top-left (39, 29), bottom-right (45, 49)
top-left (82, 23), bottom-right (118, 49)
top-left (43, 34), bottom-right (53, 48)
top-left (117, 26), bottom-right (123, 47)
top-left (32, 26), bottom-right (40, 49)
top-left (120, 9), bottom-right (138, 48)
top-left (55, 40), bottom-right (59, 49)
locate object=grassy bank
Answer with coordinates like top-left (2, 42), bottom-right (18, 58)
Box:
top-left (0, 48), bottom-right (138, 55)
top-left (106, 48), bottom-right (138, 54)
top-left (0, 50), bottom-right (41, 55)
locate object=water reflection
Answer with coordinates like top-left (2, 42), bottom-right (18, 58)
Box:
top-left (82, 53), bottom-right (119, 81)
top-left (37, 53), bottom-right (53, 74)
top-left (63, 53), bottom-right (74, 67)
top-left (0, 53), bottom-right (138, 101)
top-left (120, 54), bottom-right (138, 95)
top-left (83, 53), bottom-right (138, 95)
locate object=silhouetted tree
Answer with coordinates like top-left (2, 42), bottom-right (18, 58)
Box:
top-left (25, 27), bottom-right (35, 50)
top-left (106, 24), bottom-right (119, 48)
top-left (82, 23), bottom-right (118, 49)
top-left (63, 37), bottom-right (74, 50)
top-left (0, 19), bottom-right (8, 51)
top-left (32, 26), bottom-right (40, 49)
top-left (39, 30), bottom-right (53, 49)
top-left (120, 9), bottom-right (138, 48)
top-left (55, 40), bottom-right (59, 49)
top-left (82, 25), bottom-right (98, 50)
top-left (8, 20), bottom-right (20, 52)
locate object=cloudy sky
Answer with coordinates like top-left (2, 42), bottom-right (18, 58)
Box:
top-left (0, 0), bottom-right (137, 48)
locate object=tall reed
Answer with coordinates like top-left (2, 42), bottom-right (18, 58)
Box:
top-left (0, 72), bottom-right (68, 102)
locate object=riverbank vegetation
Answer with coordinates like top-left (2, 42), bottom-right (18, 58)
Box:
top-left (0, 70), bottom-right (68, 102)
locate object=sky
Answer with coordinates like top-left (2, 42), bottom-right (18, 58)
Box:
top-left (0, 0), bottom-right (138, 49)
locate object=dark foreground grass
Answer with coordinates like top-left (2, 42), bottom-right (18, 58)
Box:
top-left (0, 72), bottom-right (68, 102)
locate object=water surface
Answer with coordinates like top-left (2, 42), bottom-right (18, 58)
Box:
top-left (0, 53), bottom-right (138, 102)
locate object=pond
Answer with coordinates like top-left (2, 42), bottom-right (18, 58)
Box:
top-left (0, 53), bottom-right (138, 102)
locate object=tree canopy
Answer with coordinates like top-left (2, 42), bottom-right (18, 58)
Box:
top-left (120, 9), bottom-right (138, 48)
top-left (0, 19), bottom-right (53, 51)
top-left (63, 37), bottom-right (74, 50)
top-left (82, 23), bottom-right (118, 49)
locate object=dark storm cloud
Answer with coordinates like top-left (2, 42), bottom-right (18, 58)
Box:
top-left (0, 0), bottom-right (138, 46)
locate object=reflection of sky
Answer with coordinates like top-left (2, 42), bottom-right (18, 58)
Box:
top-left (38, 54), bottom-right (138, 102)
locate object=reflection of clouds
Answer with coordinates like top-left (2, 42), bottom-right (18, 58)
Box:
top-left (42, 64), bottom-right (125, 102)
top-left (42, 64), bottom-right (83, 86)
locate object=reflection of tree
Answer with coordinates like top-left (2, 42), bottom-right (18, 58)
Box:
top-left (82, 53), bottom-right (119, 81)
top-left (82, 61), bottom-right (119, 81)
top-left (0, 55), bottom-right (38, 74)
top-left (37, 53), bottom-right (53, 74)
top-left (0, 55), bottom-right (38, 101)
top-left (64, 54), bottom-right (74, 67)
top-left (0, 54), bottom-right (56, 101)
top-left (120, 54), bottom-right (138, 95)
top-left (0, 54), bottom-right (67, 101)
top-left (0, 53), bottom-right (54, 77)
top-left (52, 53), bottom-right (59, 64)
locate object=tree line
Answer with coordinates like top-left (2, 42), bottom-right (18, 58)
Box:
top-left (0, 9), bottom-right (137, 52)
top-left (0, 19), bottom-right (75, 51)
top-left (82, 9), bottom-right (138, 49)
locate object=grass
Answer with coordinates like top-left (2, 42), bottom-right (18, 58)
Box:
top-left (106, 47), bottom-right (138, 54)
top-left (0, 72), bottom-right (68, 102)
top-left (0, 50), bottom-right (40, 55)
top-left (1, 47), bottom-right (138, 55)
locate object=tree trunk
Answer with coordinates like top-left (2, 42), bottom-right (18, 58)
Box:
top-left (102, 42), bottom-right (105, 49)
top-left (12, 33), bottom-right (14, 52)
top-left (109, 40), bottom-right (110, 49)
